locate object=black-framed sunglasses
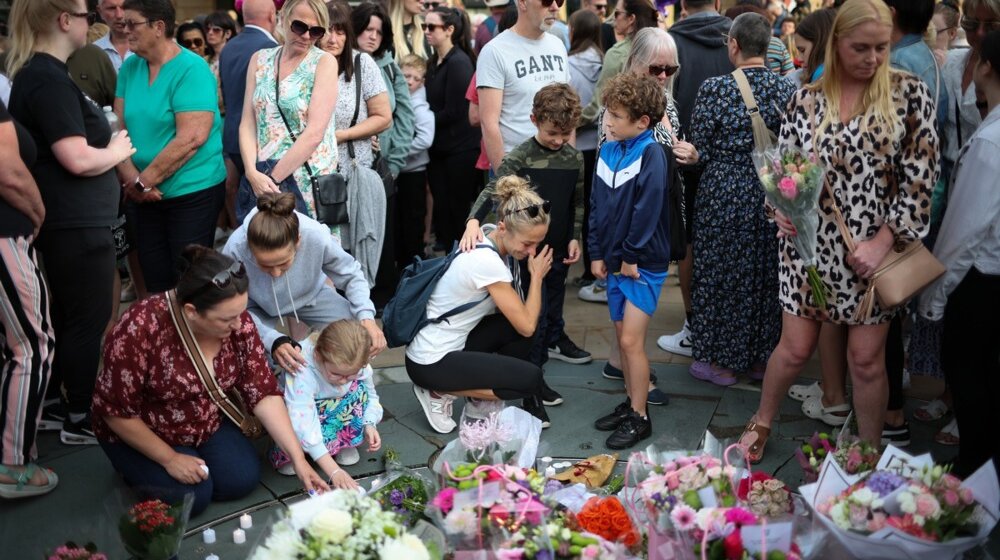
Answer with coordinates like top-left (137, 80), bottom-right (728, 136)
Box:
top-left (206, 25), bottom-right (225, 34)
top-left (505, 200), bottom-right (551, 219)
top-left (541, 0), bottom-right (566, 8)
top-left (181, 37), bottom-right (205, 48)
top-left (613, 9), bottom-right (626, 18)
top-left (960, 16), bottom-right (1000, 33)
top-left (648, 64), bottom-right (679, 77)
top-left (593, 3), bottom-right (607, 11)
top-left (421, 23), bottom-right (445, 32)
top-left (69, 11), bottom-right (99, 25)
top-left (191, 261), bottom-right (247, 297)
top-left (423, 1), bottom-right (442, 10)
top-left (289, 19), bottom-right (327, 39)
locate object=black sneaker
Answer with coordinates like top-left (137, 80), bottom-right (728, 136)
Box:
top-left (601, 363), bottom-right (658, 384)
top-left (521, 396), bottom-right (551, 428)
top-left (540, 380), bottom-right (563, 406)
top-left (60, 414), bottom-right (97, 445)
top-left (646, 387), bottom-right (670, 406)
top-left (548, 336), bottom-right (593, 365)
top-left (881, 421), bottom-right (912, 447)
top-left (606, 410), bottom-right (652, 450)
top-left (39, 400), bottom-right (67, 432)
top-left (594, 398), bottom-right (631, 431)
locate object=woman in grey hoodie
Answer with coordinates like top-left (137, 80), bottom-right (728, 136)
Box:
top-left (222, 194), bottom-right (385, 373)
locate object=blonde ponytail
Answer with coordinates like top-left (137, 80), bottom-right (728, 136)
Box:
top-left (6, 0), bottom-right (80, 80)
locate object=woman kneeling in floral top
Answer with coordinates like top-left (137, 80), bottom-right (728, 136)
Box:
top-left (93, 246), bottom-right (328, 516)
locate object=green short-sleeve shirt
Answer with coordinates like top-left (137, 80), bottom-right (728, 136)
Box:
top-left (117, 48), bottom-right (226, 199)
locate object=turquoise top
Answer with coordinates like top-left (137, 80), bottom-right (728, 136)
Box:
top-left (117, 48), bottom-right (225, 198)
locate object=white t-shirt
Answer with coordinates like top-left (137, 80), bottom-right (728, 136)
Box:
top-left (405, 236), bottom-right (513, 365)
top-left (477, 29), bottom-right (569, 155)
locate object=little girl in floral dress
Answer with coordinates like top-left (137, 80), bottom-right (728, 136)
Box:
top-left (271, 320), bottom-right (383, 489)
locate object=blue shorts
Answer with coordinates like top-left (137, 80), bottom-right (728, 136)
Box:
top-left (606, 268), bottom-right (668, 321)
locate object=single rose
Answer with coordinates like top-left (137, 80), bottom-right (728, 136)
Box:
top-left (778, 176), bottom-right (799, 200)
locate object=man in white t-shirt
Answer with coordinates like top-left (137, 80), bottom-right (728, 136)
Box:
top-left (477, 0), bottom-right (570, 171)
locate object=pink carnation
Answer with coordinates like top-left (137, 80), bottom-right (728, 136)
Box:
top-left (725, 507), bottom-right (757, 527)
top-left (778, 176), bottom-right (799, 200)
top-left (432, 487), bottom-right (457, 514)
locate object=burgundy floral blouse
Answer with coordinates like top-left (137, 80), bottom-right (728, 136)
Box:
top-left (92, 294), bottom-right (281, 447)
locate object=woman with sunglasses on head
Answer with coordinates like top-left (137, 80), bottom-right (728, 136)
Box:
top-left (177, 21), bottom-right (210, 59)
top-left (6, 0), bottom-right (136, 446)
top-left (237, 0), bottom-right (339, 232)
top-left (114, 0), bottom-right (227, 294)
top-left (932, 1), bottom-right (964, 66)
top-left (94, 245), bottom-right (330, 517)
top-left (685, 12), bottom-right (795, 389)
top-left (406, 176), bottom-right (555, 435)
top-left (222, 192), bottom-right (385, 373)
top-left (424, 6), bottom-right (482, 248)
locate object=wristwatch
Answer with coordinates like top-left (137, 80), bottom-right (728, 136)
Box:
top-left (133, 176), bottom-right (152, 193)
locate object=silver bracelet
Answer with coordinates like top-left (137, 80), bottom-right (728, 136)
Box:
top-left (329, 468), bottom-right (341, 479)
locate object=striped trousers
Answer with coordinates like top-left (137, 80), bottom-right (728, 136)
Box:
top-left (0, 237), bottom-right (54, 465)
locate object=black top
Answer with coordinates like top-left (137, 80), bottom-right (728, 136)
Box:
top-left (0, 101), bottom-right (37, 238)
top-left (425, 47), bottom-right (480, 154)
top-left (8, 53), bottom-right (118, 231)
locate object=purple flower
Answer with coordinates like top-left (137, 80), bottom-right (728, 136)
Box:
top-left (536, 550), bottom-right (553, 560)
top-left (390, 489), bottom-right (405, 506)
top-left (866, 472), bottom-right (906, 497)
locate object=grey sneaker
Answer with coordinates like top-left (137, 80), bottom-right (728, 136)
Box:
top-left (335, 446), bottom-right (361, 466)
top-left (412, 385), bottom-right (457, 434)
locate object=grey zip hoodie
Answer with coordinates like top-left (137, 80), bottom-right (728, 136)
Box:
top-left (222, 209), bottom-right (375, 351)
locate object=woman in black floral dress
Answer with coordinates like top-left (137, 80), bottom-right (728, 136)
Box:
top-left (688, 13), bottom-right (796, 386)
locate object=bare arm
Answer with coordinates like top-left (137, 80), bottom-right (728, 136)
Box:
top-left (479, 87), bottom-right (505, 171)
top-left (239, 53), bottom-right (279, 196)
top-left (137, 111), bottom-right (215, 189)
top-left (0, 121), bottom-right (45, 233)
top-left (51, 132), bottom-right (135, 177)
top-left (254, 395), bottom-right (332, 493)
top-left (113, 96), bottom-right (141, 183)
top-left (104, 416), bottom-right (209, 485)
top-left (335, 92), bottom-right (391, 144)
top-left (269, 54), bottom-right (339, 183)
top-left (468, 100), bottom-right (481, 127)
top-left (485, 246), bottom-right (553, 337)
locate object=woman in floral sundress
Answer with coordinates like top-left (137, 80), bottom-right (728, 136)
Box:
top-left (238, 0), bottom-right (339, 229)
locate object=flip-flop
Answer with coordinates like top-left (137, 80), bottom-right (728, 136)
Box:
top-left (801, 397), bottom-right (851, 427)
top-left (934, 418), bottom-right (960, 446)
top-left (788, 381), bottom-right (822, 402)
top-left (915, 399), bottom-right (950, 422)
top-left (0, 463), bottom-right (58, 499)
top-left (739, 419), bottom-right (771, 465)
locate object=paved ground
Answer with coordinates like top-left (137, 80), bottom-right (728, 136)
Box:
top-left (2, 264), bottom-right (992, 558)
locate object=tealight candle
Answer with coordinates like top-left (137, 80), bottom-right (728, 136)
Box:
top-left (202, 528), bottom-right (216, 544)
top-left (206, 555), bottom-right (220, 560)
top-left (240, 513), bottom-right (253, 529)
top-left (233, 528), bottom-right (246, 544)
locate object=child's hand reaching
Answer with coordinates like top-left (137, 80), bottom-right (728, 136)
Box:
top-left (563, 240), bottom-right (581, 265)
top-left (591, 260), bottom-right (607, 280)
top-left (365, 425), bottom-right (381, 452)
top-left (620, 262), bottom-right (640, 279)
top-left (459, 219), bottom-right (483, 252)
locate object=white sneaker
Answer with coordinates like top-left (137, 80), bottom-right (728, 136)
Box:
top-left (412, 385), bottom-right (457, 434)
top-left (578, 281), bottom-right (609, 303)
top-left (276, 463), bottom-right (296, 476)
top-left (335, 446), bottom-right (360, 466)
top-left (656, 321), bottom-right (693, 357)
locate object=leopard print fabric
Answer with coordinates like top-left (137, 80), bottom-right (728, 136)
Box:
top-left (777, 72), bottom-right (939, 325)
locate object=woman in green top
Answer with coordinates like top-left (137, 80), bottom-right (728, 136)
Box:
top-left (115, 0), bottom-right (227, 293)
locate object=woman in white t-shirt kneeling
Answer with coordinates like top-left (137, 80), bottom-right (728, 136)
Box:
top-left (405, 176), bottom-right (554, 434)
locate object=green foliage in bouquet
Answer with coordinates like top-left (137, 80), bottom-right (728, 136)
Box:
top-left (118, 499), bottom-right (187, 560)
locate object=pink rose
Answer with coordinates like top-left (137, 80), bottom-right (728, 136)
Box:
top-left (915, 494), bottom-right (940, 518)
top-left (778, 177), bottom-right (799, 200)
top-left (960, 488), bottom-right (975, 504)
top-left (943, 490), bottom-right (959, 507)
top-left (666, 473), bottom-right (680, 491)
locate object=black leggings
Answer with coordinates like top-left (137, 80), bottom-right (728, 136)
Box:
top-left (405, 314), bottom-right (543, 400)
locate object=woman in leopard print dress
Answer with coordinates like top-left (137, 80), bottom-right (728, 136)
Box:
top-left (740, 0), bottom-right (939, 463)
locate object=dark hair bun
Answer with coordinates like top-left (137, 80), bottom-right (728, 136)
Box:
top-left (176, 244), bottom-right (214, 275)
top-left (256, 192), bottom-right (297, 216)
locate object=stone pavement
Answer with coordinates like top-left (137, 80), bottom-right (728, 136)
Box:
top-left (2, 264), bottom-right (992, 559)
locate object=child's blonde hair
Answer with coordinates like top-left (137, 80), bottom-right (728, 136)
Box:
top-left (400, 54), bottom-right (426, 74)
top-left (314, 320), bottom-right (372, 371)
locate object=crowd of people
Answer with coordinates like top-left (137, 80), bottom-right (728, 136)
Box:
top-left (0, 0), bottom-right (997, 522)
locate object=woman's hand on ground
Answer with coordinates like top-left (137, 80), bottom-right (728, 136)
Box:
top-left (247, 169), bottom-right (279, 197)
top-left (527, 245), bottom-right (553, 279)
top-left (459, 220), bottom-right (483, 252)
top-left (274, 342), bottom-right (307, 374)
top-left (365, 425), bottom-right (381, 452)
top-left (619, 262), bottom-right (640, 279)
top-left (163, 452), bottom-right (208, 485)
top-left (774, 210), bottom-right (797, 238)
top-left (591, 259), bottom-right (607, 280)
top-left (295, 460), bottom-right (331, 494)
top-left (328, 467), bottom-right (359, 490)
top-left (563, 240), bottom-right (581, 265)
top-left (361, 319), bottom-right (386, 357)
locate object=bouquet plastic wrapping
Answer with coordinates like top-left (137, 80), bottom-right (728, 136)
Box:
top-left (106, 489), bottom-right (193, 560)
top-left (800, 445), bottom-right (1000, 560)
top-left (753, 147), bottom-right (828, 310)
top-left (434, 406), bottom-right (542, 474)
top-left (491, 508), bottom-right (632, 559)
top-left (368, 448), bottom-right (436, 527)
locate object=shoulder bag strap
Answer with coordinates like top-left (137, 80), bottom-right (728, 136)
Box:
top-left (808, 97), bottom-right (858, 255)
top-left (273, 48), bottom-right (317, 179)
top-left (732, 68), bottom-right (776, 153)
top-left (347, 53), bottom-right (363, 160)
top-left (165, 290), bottom-right (250, 429)
top-left (430, 243), bottom-right (500, 324)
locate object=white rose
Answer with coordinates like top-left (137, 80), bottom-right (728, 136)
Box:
top-left (443, 507), bottom-right (478, 537)
top-left (380, 534), bottom-right (430, 560)
top-left (851, 488), bottom-right (875, 507)
top-left (309, 509), bottom-right (353, 543)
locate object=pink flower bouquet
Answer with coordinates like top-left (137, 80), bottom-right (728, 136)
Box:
top-left (754, 148), bottom-right (828, 310)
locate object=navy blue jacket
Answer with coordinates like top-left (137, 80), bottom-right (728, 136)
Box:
top-left (587, 129), bottom-right (671, 273)
top-left (218, 26), bottom-right (277, 157)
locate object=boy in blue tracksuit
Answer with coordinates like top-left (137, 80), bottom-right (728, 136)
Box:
top-left (588, 73), bottom-right (671, 450)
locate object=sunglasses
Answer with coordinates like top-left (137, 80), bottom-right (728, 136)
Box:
top-left (123, 19), bottom-right (150, 30)
top-left (541, 0), bottom-right (566, 7)
top-left (648, 64), bottom-right (679, 77)
top-left (181, 37), bottom-right (205, 48)
top-left (505, 200), bottom-right (551, 219)
top-left (423, 1), bottom-right (441, 9)
top-left (289, 19), bottom-right (327, 39)
top-left (191, 261), bottom-right (247, 298)
top-left (593, 3), bottom-right (607, 10)
top-left (614, 9), bottom-right (626, 18)
top-left (206, 25), bottom-right (225, 34)
top-left (960, 16), bottom-right (1000, 33)
top-left (421, 23), bottom-right (445, 32)
top-left (69, 11), bottom-right (99, 25)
